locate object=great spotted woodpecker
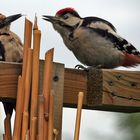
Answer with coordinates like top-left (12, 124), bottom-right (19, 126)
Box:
top-left (0, 13), bottom-right (23, 62)
top-left (43, 7), bottom-right (140, 68)
top-left (0, 13), bottom-right (23, 116)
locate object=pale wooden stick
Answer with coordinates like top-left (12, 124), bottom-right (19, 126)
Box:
top-left (21, 112), bottom-right (29, 140)
top-left (13, 18), bottom-right (32, 140)
top-left (25, 130), bottom-right (30, 140)
top-left (30, 17), bottom-right (41, 139)
top-left (30, 117), bottom-right (37, 140)
top-left (4, 114), bottom-right (12, 140)
top-left (13, 76), bottom-right (23, 140)
top-left (21, 48), bottom-right (33, 140)
top-left (53, 129), bottom-right (59, 140)
top-left (38, 94), bottom-right (44, 140)
top-left (43, 48), bottom-right (54, 140)
top-left (34, 14), bottom-right (38, 30)
top-left (22, 18), bottom-right (33, 78)
top-left (74, 92), bottom-right (84, 140)
top-left (48, 91), bottom-right (54, 140)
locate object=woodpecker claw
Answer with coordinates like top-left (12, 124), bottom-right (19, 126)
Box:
top-left (75, 64), bottom-right (102, 72)
top-left (75, 64), bottom-right (88, 71)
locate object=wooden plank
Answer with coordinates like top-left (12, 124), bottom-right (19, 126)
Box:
top-left (63, 68), bottom-right (87, 107)
top-left (0, 62), bottom-right (21, 101)
top-left (52, 62), bottom-right (64, 140)
top-left (64, 68), bottom-right (140, 112)
top-left (0, 61), bottom-right (140, 112)
top-left (39, 61), bottom-right (64, 140)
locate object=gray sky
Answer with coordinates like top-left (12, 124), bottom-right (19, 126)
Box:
top-left (0, 0), bottom-right (140, 140)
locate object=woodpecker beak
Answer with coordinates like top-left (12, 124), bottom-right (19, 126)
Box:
top-left (42, 15), bottom-right (59, 23)
top-left (42, 15), bottom-right (70, 27)
top-left (0, 14), bottom-right (22, 28)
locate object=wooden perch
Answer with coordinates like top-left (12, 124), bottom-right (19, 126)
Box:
top-left (0, 62), bottom-right (140, 113)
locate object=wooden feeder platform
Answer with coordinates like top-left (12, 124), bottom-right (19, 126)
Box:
top-left (0, 61), bottom-right (140, 113)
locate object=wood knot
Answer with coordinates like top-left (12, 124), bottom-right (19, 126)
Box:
top-left (108, 81), bottom-right (113, 86)
top-left (53, 75), bottom-right (59, 82)
top-left (115, 75), bottom-right (122, 80)
top-left (131, 82), bottom-right (137, 87)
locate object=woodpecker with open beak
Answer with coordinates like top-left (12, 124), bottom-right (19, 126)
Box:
top-left (0, 13), bottom-right (23, 62)
top-left (43, 7), bottom-right (140, 69)
top-left (0, 13), bottom-right (23, 116)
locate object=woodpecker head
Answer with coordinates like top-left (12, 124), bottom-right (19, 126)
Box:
top-left (42, 8), bottom-right (81, 36)
top-left (0, 13), bottom-right (22, 32)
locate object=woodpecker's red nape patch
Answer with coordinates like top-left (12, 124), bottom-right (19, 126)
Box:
top-left (56, 7), bottom-right (76, 15)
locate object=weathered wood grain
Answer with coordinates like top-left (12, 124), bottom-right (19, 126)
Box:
top-left (0, 61), bottom-right (140, 112)
top-left (0, 62), bottom-right (21, 101)
top-left (39, 61), bottom-right (64, 140)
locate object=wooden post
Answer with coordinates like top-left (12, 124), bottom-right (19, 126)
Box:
top-left (39, 61), bottom-right (64, 140)
top-left (52, 63), bottom-right (64, 140)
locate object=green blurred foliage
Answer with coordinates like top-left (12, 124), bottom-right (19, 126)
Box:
top-left (117, 113), bottom-right (140, 140)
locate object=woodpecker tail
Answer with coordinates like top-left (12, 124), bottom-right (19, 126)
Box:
top-left (123, 53), bottom-right (140, 67)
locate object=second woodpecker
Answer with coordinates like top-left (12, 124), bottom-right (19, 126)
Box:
top-left (43, 8), bottom-right (140, 69)
top-left (0, 13), bottom-right (23, 62)
top-left (0, 13), bottom-right (23, 115)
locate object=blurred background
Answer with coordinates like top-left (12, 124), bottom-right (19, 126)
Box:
top-left (0, 0), bottom-right (140, 139)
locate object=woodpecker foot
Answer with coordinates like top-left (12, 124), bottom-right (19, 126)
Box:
top-left (75, 64), bottom-right (88, 71)
top-left (75, 64), bottom-right (102, 72)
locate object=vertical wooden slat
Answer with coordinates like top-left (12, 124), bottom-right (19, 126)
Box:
top-left (48, 91), bottom-right (54, 140)
top-left (42, 48), bottom-right (54, 140)
top-left (52, 63), bottom-right (64, 140)
top-left (39, 62), bottom-right (64, 140)
top-left (38, 94), bottom-right (44, 140)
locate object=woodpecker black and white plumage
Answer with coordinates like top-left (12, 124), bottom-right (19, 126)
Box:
top-left (0, 13), bottom-right (23, 116)
top-left (43, 7), bottom-right (140, 68)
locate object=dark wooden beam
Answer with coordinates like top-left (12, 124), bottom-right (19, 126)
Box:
top-left (0, 61), bottom-right (140, 113)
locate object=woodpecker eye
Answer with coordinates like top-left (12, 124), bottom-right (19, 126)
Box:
top-left (63, 14), bottom-right (69, 20)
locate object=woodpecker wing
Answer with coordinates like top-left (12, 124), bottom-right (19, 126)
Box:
top-left (89, 27), bottom-right (140, 56)
top-left (0, 40), bottom-right (5, 60)
top-left (82, 17), bottom-right (116, 32)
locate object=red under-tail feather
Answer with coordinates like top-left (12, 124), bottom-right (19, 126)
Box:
top-left (123, 53), bottom-right (140, 67)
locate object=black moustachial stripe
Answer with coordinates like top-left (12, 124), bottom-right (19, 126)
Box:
top-left (82, 17), bottom-right (116, 32)
top-left (89, 27), bottom-right (140, 56)
top-left (0, 33), bottom-right (10, 36)
top-left (0, 41), bottom-right (5, 61)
